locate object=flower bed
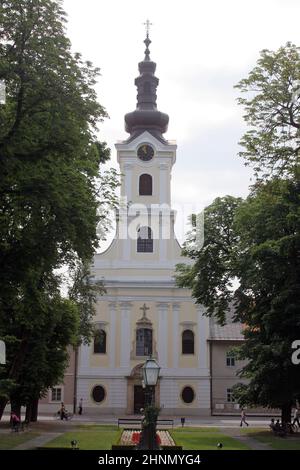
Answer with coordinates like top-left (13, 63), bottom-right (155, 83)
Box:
top-left (119, 429), bottom-right (175, 447)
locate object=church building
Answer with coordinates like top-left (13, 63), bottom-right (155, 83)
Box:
top-left (39, 32), bottom-right (250, 417)
top-left (77, 30), bottom-right (211, 416)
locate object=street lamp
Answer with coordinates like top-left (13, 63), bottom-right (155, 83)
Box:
top-left (142, 357), bottom-right (160, 395)
top-left (138, 357), bottom-right (160, 450)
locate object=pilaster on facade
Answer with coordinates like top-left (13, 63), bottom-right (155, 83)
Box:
top-left (108, 302), bottom-right (117, 369)
top-left (159, 162), bottom-right (170, 205)
top-left (78, 343), bottom-right (90, 372)
top-left (122, 163), bottom-right (133, 201)
top-left (197, 305), bottom-right (210, 374)
top-left (172, 303), bottom-right (181, 369)
top-left (120, 302), bottom-right (132, 369)
top-left (157, 302), bottom-right (169, 369)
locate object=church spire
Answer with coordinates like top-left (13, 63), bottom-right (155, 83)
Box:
top-left (143, 19), bottom-right (152, 61)
top-left (124, 24), bottom-right (169, 142)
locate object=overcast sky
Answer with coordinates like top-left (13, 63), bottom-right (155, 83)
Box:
top-left (63, 0), bottom-right (300, 247)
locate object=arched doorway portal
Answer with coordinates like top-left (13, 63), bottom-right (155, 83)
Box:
top-left (126, 364), bottom-right (160, 414)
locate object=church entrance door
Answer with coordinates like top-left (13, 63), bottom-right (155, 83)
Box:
top-left (134, 386), bottom-right (146, 414)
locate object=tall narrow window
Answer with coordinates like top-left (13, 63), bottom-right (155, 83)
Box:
top-left (182, 330), bottom-right (195, 354)
top-left (226, 352), bottom-right (236, 367)
top-left (137, 227), bottom-right (153, 253)
top-left (139, 174), bottom-right (153, 196)
top-left (136, 328), bottom-right (153, 356)
top-left (227, 388), bottom-right (236, 403)
top-left (51, 387), bottom-right (62, 402)
top-left (94, 329), bottom-right (106, 354)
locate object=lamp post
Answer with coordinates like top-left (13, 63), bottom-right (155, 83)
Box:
top-left (138, 357), bottom-right (160, 450)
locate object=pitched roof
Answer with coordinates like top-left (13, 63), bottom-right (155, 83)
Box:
top-left (209, 318), bottom-right (244, 341)
top-left (209, 305), bottom-right (245, 340)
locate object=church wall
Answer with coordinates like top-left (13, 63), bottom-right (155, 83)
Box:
top-left (159, 378), bottom-right (211, 416)
top-left (77, 378), bottom-right (128, 415)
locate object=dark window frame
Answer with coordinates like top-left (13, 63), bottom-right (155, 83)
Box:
top-left (181, 386), bottom-right (195, 404)
top-left (182, 330), bottom-right (195, 354)
top-left (137, 227), bottom-right (153, 253)
top-left (51, 387), bottom-right (62, 402)
top-left (226, 353), bottom-right (236, 367)
top-left (92, 385), bottom-right (106, 403)
top-left (94, 329), bottom-right (107, 354)
top-left (227, 388), bottom-right (236, 403)
top-left (139, 174), bottom-right (153, 196)
top-left (136, 328), bottom-right (153, 356)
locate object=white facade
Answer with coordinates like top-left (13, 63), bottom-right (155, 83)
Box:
top-left (76, 129), bottom-right (212, 416)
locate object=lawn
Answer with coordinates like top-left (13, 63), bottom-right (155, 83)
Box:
top-left (45, 425), bottom-right (122, 450)
top-left (0, 432), bottom-right (39, 450)
top-left (171, 427), bottom-right (250, 450)
top-left (241, 427), bottom-right (300, 450)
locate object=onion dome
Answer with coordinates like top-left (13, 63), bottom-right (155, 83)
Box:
top-left (124, 31), bottom-right (169, 142)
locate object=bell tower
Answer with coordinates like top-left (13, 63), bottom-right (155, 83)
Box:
top-left (115, 28), bottom-right (179, 264)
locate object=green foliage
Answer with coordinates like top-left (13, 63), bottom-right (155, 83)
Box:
top-left (68, 260), bottom-right (105, 344)
top-left (236, 42), bottom-right (300, 180)
top-left (176, 178), bottom-right (300, 415)
top-left (45, 426), bottom-right (121, 450)
top-left (142, 405), bottom-right (160, 427)
top-left (171, 428), bottom-right (250, 450)
top-left (232, 178), bottom-right (300, 414)
top-left (176, 196), bottom-right (243, 325)
top-left (0, 0), bottom-right (118, 413)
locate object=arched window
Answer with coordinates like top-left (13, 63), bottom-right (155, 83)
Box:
top-left (182, 330), bottom-right (194, 354)
top-left (136, 328), bottom-right (153, 356)
top-left (94, 329), bottom-right (106, 354)
top-left (137, 227), bottom-right (153, 253)
top-left (143, 82), bottom-right (151, 93)
top-left (139, 174), bottom-right (153, 196)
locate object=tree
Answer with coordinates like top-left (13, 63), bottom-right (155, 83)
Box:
top-left (8, 297), bottom-right (79, 419)
top-left (176, 196), bottom-right (243, 325)
top-left (0, 0), bottom-right (118, 419)
top-left (236, 42), bottom-right (300, 180)
top-left (233, 178), bottom-right (300, 422)
top-left (176, 179), bottom-right (300, 421)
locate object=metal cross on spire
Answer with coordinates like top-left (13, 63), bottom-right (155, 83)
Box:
top-left (143, 20), bottom-right (152, 61)
top-left (143, 19), bottom-right (153, 38)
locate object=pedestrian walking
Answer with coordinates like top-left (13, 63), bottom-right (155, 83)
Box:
top-left (240, 408), bottom-right (249, 427)
top-left (292, 408), bottom-right (300, 427)
top-left (78, 398), bottom-right (83, 415)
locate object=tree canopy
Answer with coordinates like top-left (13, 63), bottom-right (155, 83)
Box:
top-left (0, 0), bottom-right (118, 418)
top-left (236, 42), bottom-right (300, 180)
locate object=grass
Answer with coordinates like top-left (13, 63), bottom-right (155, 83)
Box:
top-left (45, 425), bottom-right (122, 450)
top-left (0, 432), bottom-right (39, 450)
top-left (171, 427), bottom-right (250, 450)
top-left (241, 427), bottom-right (300, 450)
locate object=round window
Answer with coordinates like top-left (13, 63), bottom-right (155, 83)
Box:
top-left (181, 386), bottom-right (195, 404)
top-left (92, 385), bottom-right (106, 403)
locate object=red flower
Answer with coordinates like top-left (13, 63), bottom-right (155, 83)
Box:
top-left (132, 432), bottom-right (141, 444)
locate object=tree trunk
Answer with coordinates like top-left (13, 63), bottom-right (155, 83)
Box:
top-left (0, 398), bottom-right (8, 421)
top-left (30, 398), bottom-right (39, 422)
top-left (281, 403), bottom-right (292, 423)
top-left (25, 402), bottom-right (32, 423)
top-left (0, 337), bottom-right (29, 421)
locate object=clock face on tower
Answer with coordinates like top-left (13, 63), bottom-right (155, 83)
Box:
top-left (137, 144), bottom-right (154, 162)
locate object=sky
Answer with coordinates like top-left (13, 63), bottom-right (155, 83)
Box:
top-left (63, 0), bottom-right (300, 247)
